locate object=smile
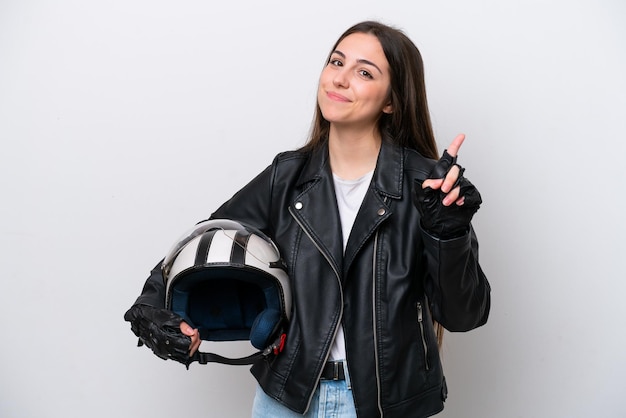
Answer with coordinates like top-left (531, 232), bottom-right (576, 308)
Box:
top-left (326, 91), bottom-right (350, 102)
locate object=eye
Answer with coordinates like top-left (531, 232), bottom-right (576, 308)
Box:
top-left (359, 69), bottom-right (373, 79)
top-left (329, 58), bottom-right (343, 67)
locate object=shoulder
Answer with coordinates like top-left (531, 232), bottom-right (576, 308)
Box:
top-left (268, 150), bottom-right (312, 175)
top-left (273, 149), bottom-right (310, 164)
top-left (262, 149), bottom-right (315, 186)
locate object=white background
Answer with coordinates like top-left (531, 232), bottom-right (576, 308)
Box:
top-left (1, 1), bottom-right (625, 417)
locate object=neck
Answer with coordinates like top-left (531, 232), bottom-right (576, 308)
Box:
top-left (328, 125), bottom-right (381, 180)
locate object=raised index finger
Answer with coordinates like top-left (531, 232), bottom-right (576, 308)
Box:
top-left (446, 133), bottom-right (466, 157)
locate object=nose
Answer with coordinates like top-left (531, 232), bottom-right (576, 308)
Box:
top-left (333, 68), bottom-right (349, 88)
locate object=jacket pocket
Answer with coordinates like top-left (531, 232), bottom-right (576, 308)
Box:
top-left (416, 301), bottom-right (430, 371)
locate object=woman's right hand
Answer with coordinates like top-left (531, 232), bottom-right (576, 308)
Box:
top-left (180, 321), bottom-right (201, 356)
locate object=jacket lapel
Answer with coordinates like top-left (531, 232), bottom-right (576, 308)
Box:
top-left (343, 141), bottom-right (404, 275)
top-left (291, 140), bottom-right (405, 280)
top-left (290, 145), bottom-right (344, 278)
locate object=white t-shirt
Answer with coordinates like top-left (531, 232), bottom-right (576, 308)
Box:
top-left (329, 170), bottom-right (374, 362)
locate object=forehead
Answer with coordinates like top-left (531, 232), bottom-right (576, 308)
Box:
top-left (334, 33), bottom-right (389, 69)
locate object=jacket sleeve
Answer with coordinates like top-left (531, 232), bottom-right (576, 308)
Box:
top-left (421, 225), bottom-right (491, 332)
top-left (129, 260), bottom-right (167, 308)
top-left (209, 163), bottom-right (275, 233)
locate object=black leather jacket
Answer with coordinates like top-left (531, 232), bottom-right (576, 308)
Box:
top-left (133, 140), bottom-right (490, 417)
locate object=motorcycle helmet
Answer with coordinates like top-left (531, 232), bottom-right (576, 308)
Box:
top-left (162, 219), bottom-right (291, 363)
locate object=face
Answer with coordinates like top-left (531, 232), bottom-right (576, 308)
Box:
top-left (317, 32), bottom-right (393, 131)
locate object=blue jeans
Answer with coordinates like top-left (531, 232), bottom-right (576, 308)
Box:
top-left (251, 362), bottom-right (357, 417)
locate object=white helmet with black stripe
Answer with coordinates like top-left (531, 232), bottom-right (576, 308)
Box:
top-left (162, 219), bottom-right (291, 365)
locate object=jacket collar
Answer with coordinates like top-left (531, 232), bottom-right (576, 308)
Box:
top-left (292, 139), bottom-right (405, 279)
top-left (296, 139), bottom-right (404, 200)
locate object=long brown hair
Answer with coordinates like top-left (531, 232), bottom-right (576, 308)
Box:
top-left (302, 21), bottom-right (445, 348)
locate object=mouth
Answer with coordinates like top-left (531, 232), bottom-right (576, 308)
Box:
top-left (326, 91), bottom-right (350, 102)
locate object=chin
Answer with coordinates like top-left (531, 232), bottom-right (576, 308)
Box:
top-left (320, 103), bottom-right (352, 122)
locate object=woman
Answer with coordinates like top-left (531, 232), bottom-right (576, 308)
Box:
top-left (125, 21), bottom-right (490, 417)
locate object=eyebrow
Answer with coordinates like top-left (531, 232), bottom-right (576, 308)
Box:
top-left (332, 50), bottom-right (383, 75)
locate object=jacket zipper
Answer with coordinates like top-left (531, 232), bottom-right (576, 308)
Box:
top-left (416, 302), bottom-right (430, 371)
top-left (289, 206), bottom-right (344, 414)
top-left (372, 230), bottom-right (384, 416)
top-left (372, 195), bottom-right (389, 416)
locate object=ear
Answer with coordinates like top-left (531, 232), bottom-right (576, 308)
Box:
top-left (382, 102), bottom-right (393, 114)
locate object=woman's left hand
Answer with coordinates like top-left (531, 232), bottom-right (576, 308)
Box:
top-left (422, 133), bottom-right (466, 206)
top-left (414, 133), bottom-right (482, 239)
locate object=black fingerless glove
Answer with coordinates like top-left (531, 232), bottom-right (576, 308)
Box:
top-left (413, 150), bottom-right (482, 239)
top-left (123, 304), bottom-right (192, 367)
